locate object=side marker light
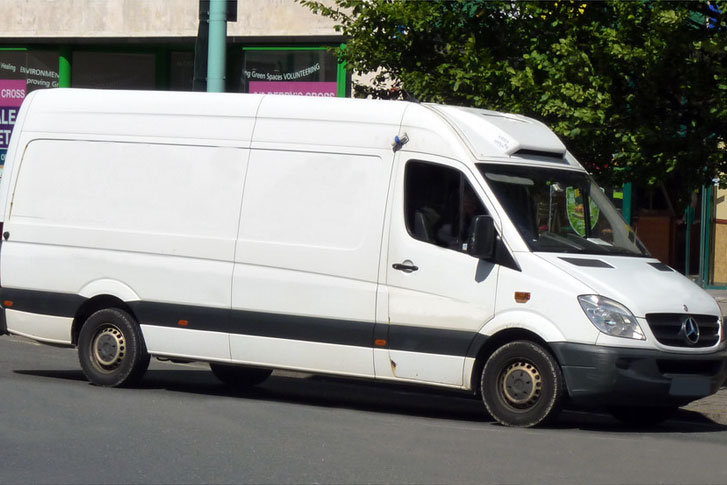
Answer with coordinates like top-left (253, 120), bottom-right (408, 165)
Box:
top-left (514, 292), bottom-right (531, 303)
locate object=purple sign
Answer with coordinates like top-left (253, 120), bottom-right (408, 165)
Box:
top-left (0, 79), bottom-right (26, 107)
top-left (249, 81), bottom-right (337, 97)
top-left (0, 80), bottom-right (26, 151)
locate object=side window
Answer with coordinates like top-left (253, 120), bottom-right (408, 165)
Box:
top-left (404, 161), bottom-right (487, 252)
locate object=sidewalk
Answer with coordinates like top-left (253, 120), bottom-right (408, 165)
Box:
top-left (706, 288), bottom-right (727, 317)
top-left (681, 290), bottom-right (727, 425)
top-left (683, 388), bottom-right (727, 425)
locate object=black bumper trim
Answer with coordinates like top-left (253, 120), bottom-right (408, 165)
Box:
top-left (551, 342), bottom-right (727, 407)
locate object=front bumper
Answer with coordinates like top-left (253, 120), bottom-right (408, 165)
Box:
top-left (551, 342), bottom-right (727, 407)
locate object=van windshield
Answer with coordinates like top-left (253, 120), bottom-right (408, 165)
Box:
top-left (477, 164), bottom-right (649, 257)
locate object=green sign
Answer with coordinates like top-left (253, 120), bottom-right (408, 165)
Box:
top-left (566, 187), bottom-right (599, 237)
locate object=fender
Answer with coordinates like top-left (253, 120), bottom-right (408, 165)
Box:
top-left (78, 278), bottom-right (140, 303)
top-left (479, 309), bottom-right (571, 343)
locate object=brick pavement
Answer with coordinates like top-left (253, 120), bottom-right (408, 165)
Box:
top-left (683, 388), bottom-right (727, 425)
top-left (680, 290), bottom-right (727, 425)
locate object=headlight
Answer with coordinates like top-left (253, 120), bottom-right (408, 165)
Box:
top-left (578, 295), bottom-right (645, 340)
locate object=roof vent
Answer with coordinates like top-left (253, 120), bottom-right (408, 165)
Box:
top-left (513, 149), bottom-right (567, 163)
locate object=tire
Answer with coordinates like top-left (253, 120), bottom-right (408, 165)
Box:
top-left (609, 406), bottom-right (678, 427)
top-left (77, 308), bottom-right (150, 387)
top-left (481, 340), bottom-right (564, 427)
top-left (209, 363), bottom-right (272, 388)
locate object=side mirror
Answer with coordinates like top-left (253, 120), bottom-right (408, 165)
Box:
top-left (467, 215), bottom-right (496, 259)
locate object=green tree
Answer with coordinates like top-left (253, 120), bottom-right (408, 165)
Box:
top-left (299, 0), bottom-right (727, 209)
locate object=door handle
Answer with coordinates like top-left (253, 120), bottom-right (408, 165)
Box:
top-left (392, 261), bottom-right (419, 273)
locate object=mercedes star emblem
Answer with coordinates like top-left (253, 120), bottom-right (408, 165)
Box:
top-left (681, 317), bottom-right (700, 345)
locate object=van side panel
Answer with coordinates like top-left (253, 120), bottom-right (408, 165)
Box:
top-left (4, 139), bottom-right (247, 360)
top-left (230, 148), bottom-right (392, 376)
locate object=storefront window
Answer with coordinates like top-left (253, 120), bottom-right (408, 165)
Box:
top-left (72, 52), bottom-right (155, 89)
top-left (170, 51), bottom-right (194, 91)
top-left (0, 49), bottom-right (59, 177)
top-left (240, 48), bottom-right (339, 97)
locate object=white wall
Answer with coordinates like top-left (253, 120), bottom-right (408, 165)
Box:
top-left (0, 0), bottom-right (339, 38)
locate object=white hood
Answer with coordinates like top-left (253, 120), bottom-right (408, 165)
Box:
top-left (536, 253), bottom-right (720, 318)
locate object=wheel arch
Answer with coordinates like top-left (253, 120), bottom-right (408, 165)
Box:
top-left (71, 295), bottom-right (136, 346)
top-left (469, 328), bottom-right (564, 397)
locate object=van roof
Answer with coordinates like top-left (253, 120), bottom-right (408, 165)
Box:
top-left (427, 104), bottom-right (568, 163)
top-left (18, 89), bottom-right (577, 167)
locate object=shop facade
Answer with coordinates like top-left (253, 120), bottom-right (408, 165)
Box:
top-left (0, 0), bottom-right (346, 173)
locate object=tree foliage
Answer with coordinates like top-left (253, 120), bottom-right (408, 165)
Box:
top-left (299, 0), bottom-right (727, 205)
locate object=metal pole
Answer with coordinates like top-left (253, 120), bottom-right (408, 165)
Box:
top-left (623, 182), bottom-right (632, 225)
top-left (59, 47), bottom-right (72, 88)
top-left (207, 0), bottom-right (227, 93)
top-left (699, 186), bottom-right (708, 286)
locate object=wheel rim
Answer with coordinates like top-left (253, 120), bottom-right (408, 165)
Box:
top-left (91, 324), bottom-right (126, 372)
top-left (499, 360), bottom-right (542, 410)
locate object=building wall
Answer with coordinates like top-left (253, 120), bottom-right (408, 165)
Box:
top-left (714, 187), bottom-right (727, 284)
top-left (0, 0), bottom-right (338, 38)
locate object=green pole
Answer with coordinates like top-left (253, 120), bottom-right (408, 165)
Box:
top-left (623, 182), bottom-right (633, 225)
top-left (699, 186), bottom-right (708, 286)
top-left (685, 203), bottom-right (694, 276)
top-left (336, 43), bottom-right (347, 98)
top-left (59, 47), bottom-right (72, 88)
top-left (207, 0), bottom-right (227, 93)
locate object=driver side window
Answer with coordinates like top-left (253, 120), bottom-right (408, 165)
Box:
top-left (404, 161), bottom-right (487, 252)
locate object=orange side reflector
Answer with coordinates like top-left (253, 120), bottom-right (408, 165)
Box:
top-left (514, 292), bottom-right (531, 303)
top-left (178, 320), bottom-right (189, 327)
top-left (374, 338), bottom-right (387, 347)
top-left (3, 300), bottom-right (13, 308)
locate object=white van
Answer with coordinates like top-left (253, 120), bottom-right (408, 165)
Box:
top-left (1, 88), bottom-right (725, 427)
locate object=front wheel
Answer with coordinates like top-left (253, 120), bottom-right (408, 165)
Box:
top-left (78, 308), bottom-right (150, 387)
top-left (481, 340), bottom-right (564, 427)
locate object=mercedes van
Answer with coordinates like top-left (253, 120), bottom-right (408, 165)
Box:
top-left (0, 88), bottom-right (724, 427)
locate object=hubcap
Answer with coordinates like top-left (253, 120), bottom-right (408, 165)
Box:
top-left (92, 325), bottom-right (126, 371)
top-left (501, 361), bottom-right (542, 409)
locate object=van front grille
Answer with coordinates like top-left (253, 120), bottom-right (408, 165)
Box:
top-left (645, 313), bottom-right (720, 348)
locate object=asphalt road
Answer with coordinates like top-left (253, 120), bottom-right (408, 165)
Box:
top-left (2, 334), bottom-right (727, 485)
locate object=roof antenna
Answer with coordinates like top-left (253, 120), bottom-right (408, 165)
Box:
top-left (402, 90), bottom-right (420, 103)
top-left (392, 133), bottom-right (410, 152)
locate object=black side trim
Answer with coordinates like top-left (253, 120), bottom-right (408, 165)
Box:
top-left (129, 301), bottom-right (229, 333)
top-left (465, 333), bottom-right (489, 358)
top-left (0, 306), bottom-right (7, 335)
top-left (229, 310), bottom-right (375, 348)
top-left (648, 262), bottom-right (674, 272)
top-left (1, 288), bottom-right (485, 357)
top-left (388, 325), bottom-right (478, 357)
top-left (559, 257), bottom-right (614, 268)
top-left (0, 288), bottom-right (87, 318)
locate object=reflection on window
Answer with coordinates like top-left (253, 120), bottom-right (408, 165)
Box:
top-left (405, 161), bottom-right (487, 252)
top-left (480, 164), bottom-right (648, 257)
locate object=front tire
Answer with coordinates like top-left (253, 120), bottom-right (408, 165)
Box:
top-left (481, 340), bottom-right (564, 427)
top-left (78, 308), bottom-right (150, 387)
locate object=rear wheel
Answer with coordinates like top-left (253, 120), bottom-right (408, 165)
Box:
top-left (210, 363), bottom-right (272, 388)
top-left (481, 340), bottom-right (564, 427)
top-left (78, 308), bottom-right (150, 387)
top-left (609, 406), bottom-right (678, 427)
